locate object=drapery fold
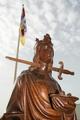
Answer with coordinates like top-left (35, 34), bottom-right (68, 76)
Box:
top-left (1, 70), bottom-right (77, 120)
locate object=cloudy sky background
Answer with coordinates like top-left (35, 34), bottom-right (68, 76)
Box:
top-left (0, 0), bottom-right (80, 117)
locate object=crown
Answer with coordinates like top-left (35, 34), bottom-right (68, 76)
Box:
top-left (36, 33), bottom-right (53, 46)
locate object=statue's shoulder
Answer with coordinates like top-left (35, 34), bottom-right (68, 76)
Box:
top-left (16, 69), bottom-right (32, 83)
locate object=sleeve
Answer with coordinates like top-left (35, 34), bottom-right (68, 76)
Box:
top-left (49, 93), bottom-right (78, 114)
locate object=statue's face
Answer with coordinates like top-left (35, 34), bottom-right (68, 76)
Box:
top-left (38, 43), bottom-right (54, 63)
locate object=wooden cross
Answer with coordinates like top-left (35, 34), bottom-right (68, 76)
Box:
top-left (6, 56), bottom-right (74, 80)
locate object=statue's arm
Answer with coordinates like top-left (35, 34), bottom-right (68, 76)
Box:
top-left (6, 73), bottom-right (25, 113)
top-left (49, 93), bottom-right (78, 114)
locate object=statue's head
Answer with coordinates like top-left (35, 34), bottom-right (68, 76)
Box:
top-left (33, 34), bottom-right (54, 72)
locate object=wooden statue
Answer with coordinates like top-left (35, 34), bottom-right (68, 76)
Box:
top-left (1, 34), bottom-right (79, 120)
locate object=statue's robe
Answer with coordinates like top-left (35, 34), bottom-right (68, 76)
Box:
top-left (1, 69), bottom-right (77, 120)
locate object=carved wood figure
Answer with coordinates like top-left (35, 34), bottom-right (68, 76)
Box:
top-left (1, 34), bottom-right (79, 120)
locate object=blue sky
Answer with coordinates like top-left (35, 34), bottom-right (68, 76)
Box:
top-left (0, 0), bottom-right (80, 117)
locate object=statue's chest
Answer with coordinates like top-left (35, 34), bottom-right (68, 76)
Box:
top-left (33, 77), bottom-right (60, 102)
top-left (35, 79), bottom-right (59, 93)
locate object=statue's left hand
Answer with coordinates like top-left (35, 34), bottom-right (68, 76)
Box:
top-left (49, 93), bottom-right (79, 114)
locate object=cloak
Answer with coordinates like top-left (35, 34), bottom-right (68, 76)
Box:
top-left (2, 69), bottom-right (77, 120)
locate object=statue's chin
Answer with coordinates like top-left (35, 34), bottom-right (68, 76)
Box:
top-left (41, 58), bottom-right (51, 64)
top-left (39, 56), bottom-right (51, 63)
top-left (39, 55), bottom-right (52, 63)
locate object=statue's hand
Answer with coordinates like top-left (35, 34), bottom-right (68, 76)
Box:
top-left (49, 93), bottom-right (79, 114)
